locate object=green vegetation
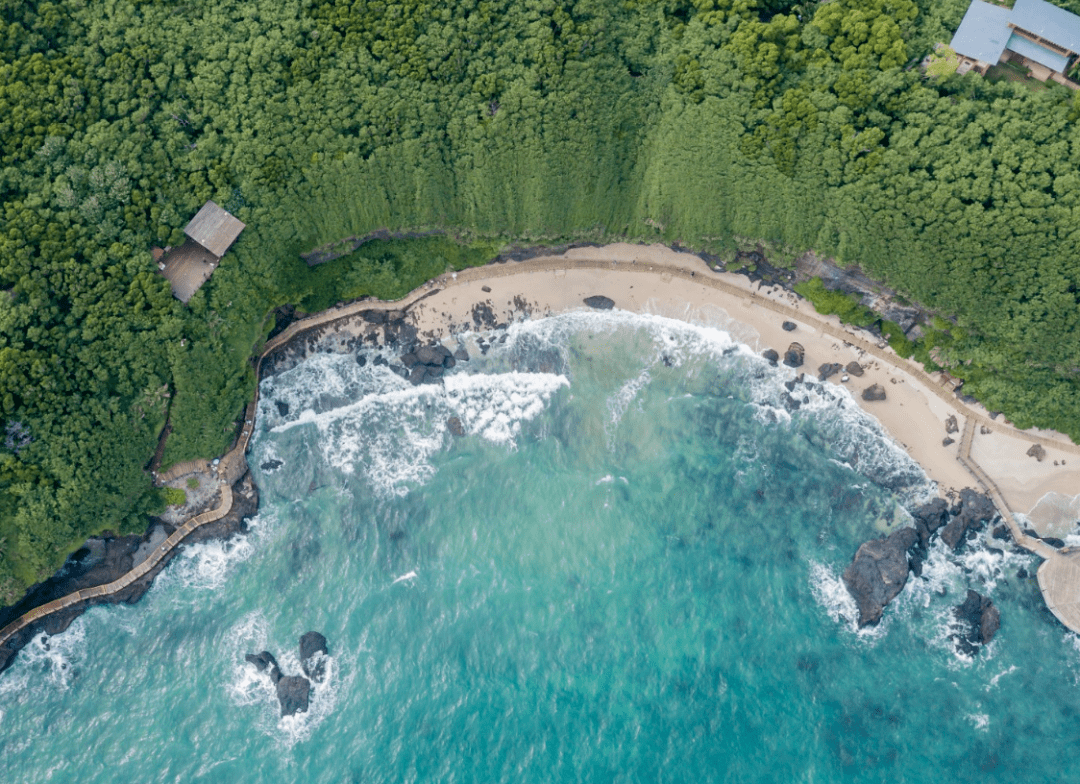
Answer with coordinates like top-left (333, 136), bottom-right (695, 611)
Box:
top-left (186, 477), bottom-right (199, 491)
top-left (1, 0), bottom-right (1079, 602)
top-left (161, 487), bottom-right (186, 508)
top-left (794, 278), bottom-right (878, 329)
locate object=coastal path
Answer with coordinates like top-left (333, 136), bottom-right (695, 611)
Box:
top-left (4, 249), bottom-right (1080, 654)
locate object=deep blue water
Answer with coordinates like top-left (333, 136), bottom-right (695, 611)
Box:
top-left (2, 310), bottom-right (1078, 783)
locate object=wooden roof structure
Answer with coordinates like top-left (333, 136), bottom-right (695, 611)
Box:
top-left (183, 201), bottom-right (245, 258)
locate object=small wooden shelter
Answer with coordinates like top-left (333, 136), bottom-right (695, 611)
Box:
top-left (157, 201), bottom-right (246, 304)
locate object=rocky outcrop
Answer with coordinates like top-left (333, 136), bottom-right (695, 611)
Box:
top-left (945, 415), bottom-right (958, 434)
top-left (1027, 444), bottom-right (1046, 462)
top-left (952, 590), bottom-right (1001, 656)
top-left (246, 631), bottom-right (330, 716)
top-left (861, 384), bottom-right (886, 401)
top-left (783, 342), bottom-right (805, 368)
top-left (845, 361), bottom-right (864, 377)
top-left (401, 344), bottom-right (457, 385)
top-left (842, 527), bottom-right (919, 627)
top-left (447, 416), bottom-right (466, 437)
top-left (762, 349), bottom-right (779, 365)
top-left (939, 488), bottom-right (997, 550)
top-left (300, 631), bottom-right (329, 683)
top-left (584, 295), bottom-right (615, 310)
top-left (818, 362), bottom-right (843, 381)
top-left (911, 498), bottom-right (949, 548)
top-left (276, 676), bottom-right (311, 717)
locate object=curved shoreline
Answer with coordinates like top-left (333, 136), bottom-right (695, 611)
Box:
top-left (3, 243), bottom-right (1080, 672)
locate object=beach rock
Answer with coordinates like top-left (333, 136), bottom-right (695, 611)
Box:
top-left (862, 384), bottom-right (886, 402)
top-left (453, 347), bottom-right (470, 362)
top-left (842, 527), bottom-right (919, 627)
top-left (762, 349), bottom-right (780, 365)
top-left (942, 437), bottom-right (954, 447)
top-left (447, 416), bottom-right (466, 437)
top-left (912, 498), bottom-right (949, 547)
top-left (276, 675), bottom-right (311, 716)
top-left (783, 342), bottom-right (805, 368)
top-left (818, 362), bottom-right (843, 381)
top-left (275, 400), bottom-right (290, 417)
top-left (356, 354), bottom-right (367, 367)
top-left (952, 590), bottom-right (1000, 656)
top-left (1042, 536), bottom-right (1066, 549)
top-left (408, 367), bottom-right (428, 385)
top-left (400, 352), bottom-right (419, 368)
top-left (481, 285), bottom-right (492, 293)
top-left (245, 651), bottom-right (281, 682)
top-left (584, 295), bottom-right (615, 310)
top-left (782, 321), bottom-right (797, 331)
top-left (945, 415), bottom-right (959, 434)
top-left (1027, 444), bottom-right (1046, 462)
top-left (992, 524), bottom-right (1010, 541)
top-left (845, 361), bottom-right (864, 377)
top-left (299, 632), bottom-right (329, 683)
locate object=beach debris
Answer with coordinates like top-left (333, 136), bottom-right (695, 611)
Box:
top-left (584, 295), bottom-right (615, 310)
top-left (1026, 444), bottom-right (1046, 462)
top-left (817, 362), bottom-right (843, 381)
top-left (299, 631), bottom-right (329, 683)
top-left (845, 361), bottom-right (864, 377)
top-left (842, 526), bottom-right (919, 627)
top-left (447, 416), bottom-right (466, 437)
top-left (840, 375), bottom-right (849, 382)
top-left (762, 348), bottom-right (779, 365)
top-left (782, 321), bottom-right (797, 331)
top-left (861, 384), bottom-right (886, 401)
top-left (783, 342), bottom-right (805, 367)
top-left (945, 414), bottom-right (958, 434)
top-left (952, 590), bottom-right (1000, 656)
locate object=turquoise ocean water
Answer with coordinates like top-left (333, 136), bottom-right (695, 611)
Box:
top-left (2, 310), bottom-right (1079, 782)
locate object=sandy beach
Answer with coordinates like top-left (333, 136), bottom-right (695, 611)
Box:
top-left (293, 243), bottom-right (1080, 531)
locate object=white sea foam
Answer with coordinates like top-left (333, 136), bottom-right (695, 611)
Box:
top-left (153, 532), bottom-right (256, 593)
top-left (966, 712), bottom-right (990, 731)
top-left (986, 665), bottom-right (1018, 691)
top-left (0, 617), bottom-right (88, 706)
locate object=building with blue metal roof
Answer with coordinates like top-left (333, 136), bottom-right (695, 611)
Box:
top-left (948, 0), bottom-right (1080, 84)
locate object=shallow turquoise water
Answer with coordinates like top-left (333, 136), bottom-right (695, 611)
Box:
top-left (1, 311), bottom-right (1077, 782)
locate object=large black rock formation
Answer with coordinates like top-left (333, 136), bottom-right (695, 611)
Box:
top-left (952, 590), bottom-right (1001, 656)
top-left (842, 527), bottom-right (919, 627)
top-left (246, 631), bottom-right (330, 716)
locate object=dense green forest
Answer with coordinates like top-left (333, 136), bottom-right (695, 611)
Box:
top-left (1, 0), bottom-right (1079, 603)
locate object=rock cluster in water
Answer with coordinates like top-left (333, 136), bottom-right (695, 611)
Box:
top-left (245, 631), bottom-right (329, 716)
top-left (952, 589), bottom-right (1000, 656)
top-left (843, 491), bottom-right (1001, 636)
top-left (401, 344), bottom-right (458, 385)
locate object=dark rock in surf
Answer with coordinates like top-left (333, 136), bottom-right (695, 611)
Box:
top-left (818, 362), bottom-right (843, 381)
top-left (260, 459), bottom-right (283, 472)
top-left (356, 354), bottom-right (367, 367)
top-left (952, 590), bottom-right (1000, 656)
top-left (447, 416), bottom-right (466, 437)
top-left (408, 367), bottom-right (428, 385)
top-left (845, 361), bottom-right (864, 377)
top-left (783, 342), bottom-right (805, 368)
top-left (861, 384), bottom-right (886, 401)
top-left (415, 346), bottom-right (444, 366)
top-left (911, 498), bottom-right (949, 547)
top-left (842, 527), bottom-right (919, 627)
top-left (275, 400), bottom-right (290, 417)
top-left (276, 675), bottom-right (311, 716)
top-left (453, 347), bottom-right (470, 362)
top-left (782, 321), bottom-right (797, 331)
top-left (400, 352), bottom-right (419, 368)
top-left (299, 631), bottom-right (329, 683)
top-left (992, 524), bottom-right (1010, 541)
top-left (762, 349), bottom-right (780, 365)
top-left (584, 295), bottom-right (615, 310)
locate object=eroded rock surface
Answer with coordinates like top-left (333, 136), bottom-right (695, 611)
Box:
top-left (952, 590), bottom-right (1000, 656)
top-left (842, 527), bottom-right (918, 627)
